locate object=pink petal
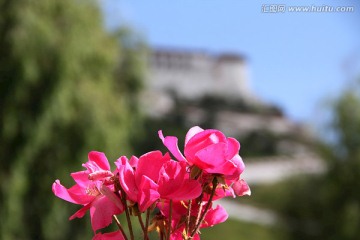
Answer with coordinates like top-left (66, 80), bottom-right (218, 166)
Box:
top-left (158, 130), bottom-right (186, 162)
top-left (157, 200), bottom-right (185, 221)
top-left (52, 180), bottom-right (94, 204)
top-left (232, 154), bottom-right (245, 172)
top-left (70, 171), bottom-right (89, 188)
top-left (129, 156), bottom-right (139, 168)
top-left (100, 185), bottom-right (124, 212)
top-left (226, 137), bottom-right (240, 159)
top-left (136, 151), bottom-right (170, 184)
top-left (184, 126), bottom-right (204, 145)
top-left (69, 202), bottom-right (92, 220)
top-left (52, 180), bottom-right (77, 204)
top-left (93, 231), bottom-right (125, 240)
top-left (169, 229), bottom-right (183, 240)
top-left (138, 175), bottom-right (160, 212)
top-left (159, 160), bottom-right (186, 182)
top-left (202, 204), bottom-right (228, 228)
top-left (158, 161), bottom-right (202, 200)
top-left (69, 185), bottom-right (97, 204)
top-left (157, 161), bottom-right (185, 196)
top-left (191, 234), bottom-right (200, 240)
top-left (210, 159), bottom-right (237, 176)
top-left (164, 179), bottom-right (202, 201)
top-left (90, 195), bottom-right (123, 232)
top-left (224, 154), bottom-right (245, 179)
top-left (232, 179), bottom-right (251, 196)
top-left (194, 142), bottom-right (227, 169)
top-left (86, 151), bottom-right (110, 171)
top-left (184, 130), bottom-right (226, 161)
top-left (115, 156), bottom-right (137, 202)
top-left (206, 156), bottom-right (243, 178)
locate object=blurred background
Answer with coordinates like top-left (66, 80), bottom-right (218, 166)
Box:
top-left (1, 0), bottom-right (360, 239)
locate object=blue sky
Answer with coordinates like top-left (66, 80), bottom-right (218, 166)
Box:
top-left (102, 0), bottom-right (360, 123)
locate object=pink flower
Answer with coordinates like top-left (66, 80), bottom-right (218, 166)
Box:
top-left (93, 231), bottom-right (125, 240)
top-left (116, 151), bottom-right (169, 212)
top-left (52, 151), bottom-right (123, 232)
top-left (116, 151), bottom-right (202, 212)
top-left (53, 127), bottom-right (251, 239)
top-left (158, 160), bottom-right (202, 201)
top-left (159, 126), bottom-right (245, 180)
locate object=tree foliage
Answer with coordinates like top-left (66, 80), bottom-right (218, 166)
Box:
top-left (0, 0), bottom-right (145, 239)
top-left (281, 82), bottom-right (360, 239)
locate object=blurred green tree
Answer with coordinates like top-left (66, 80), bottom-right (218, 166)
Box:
top-left (0, 0), bottom-right (145, 239)
top-left (281, 82), bottom-right (360, 239)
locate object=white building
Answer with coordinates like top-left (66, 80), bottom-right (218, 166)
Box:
top-left (146, 47), bottom-right (254, 100)
top-left (141, 47), bottom-right (262, 117)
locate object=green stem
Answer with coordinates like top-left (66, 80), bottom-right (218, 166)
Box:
top-left (193, 194), bottom-right (203, 233)
top-left (160, 229), bottom-right (164, 240)
top-left (167, 200), bottom-right (173, 240)
top-left (120, 189), bottom-right (135, 240)
top-left (114, 177), bottom-right (134, 240)
top-left (145, 208), bottom-right (151, 234)
top-left (112, 215), bottom-right (128, 240)
top-left (190, 178), bottom-right (218, 238)
top-left (137, 214), bottom-right (148, 240)
top-left (185, 199), bottom-right (192, 236)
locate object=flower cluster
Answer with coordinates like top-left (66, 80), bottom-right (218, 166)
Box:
top-left (52, 126), bottom-right (250, 240)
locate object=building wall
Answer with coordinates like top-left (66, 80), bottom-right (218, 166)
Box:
top-left (146, 48), bottom-right (252, 100)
